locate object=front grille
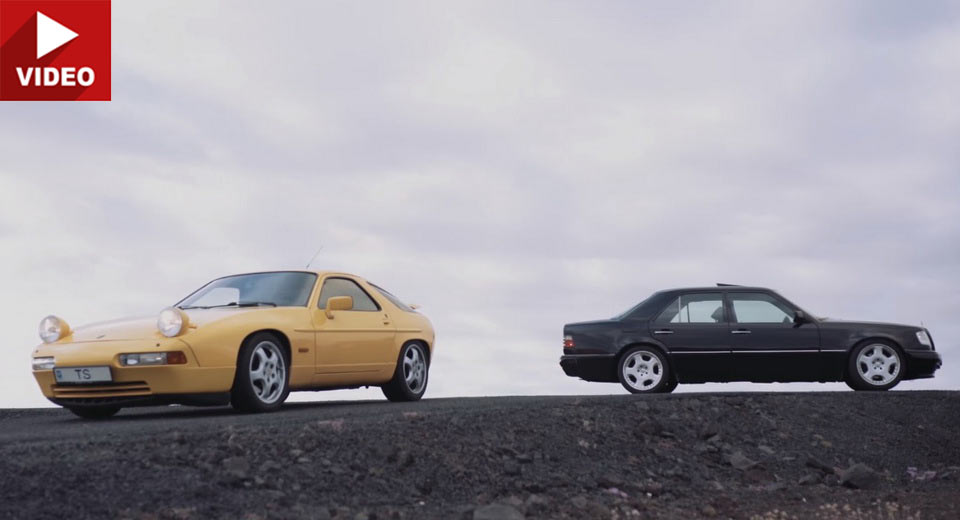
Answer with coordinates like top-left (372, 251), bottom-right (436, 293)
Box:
top-left (53, 381), bottom-right (152, 399)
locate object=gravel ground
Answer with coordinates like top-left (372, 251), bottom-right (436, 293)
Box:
top-left (1, 391), bottom-right (958, 519)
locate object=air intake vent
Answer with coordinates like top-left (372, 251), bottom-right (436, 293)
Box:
top-left (53, 381), bottom-right (151, 399)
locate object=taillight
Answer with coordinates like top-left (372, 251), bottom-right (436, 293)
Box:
top-left (563, 335), bottom-right (575, 349)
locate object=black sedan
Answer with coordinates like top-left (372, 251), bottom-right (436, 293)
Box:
top-left (560, 285), bottom-right (942, 393)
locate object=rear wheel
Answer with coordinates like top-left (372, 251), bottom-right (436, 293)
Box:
top-left (618, 346), bottom-right (671, 394)
top-left (845, 341), bottom-right (904, 391)
top-left (67, 406), bottom-right (120, 420)
top-left (231, 332), bottom-right (290, 413)
top-left (382, 342), bottom-right (429, 402)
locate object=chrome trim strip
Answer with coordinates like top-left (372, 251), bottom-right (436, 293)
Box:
top-left (673, 349), bottom-right (824, 354)
top-left (734, 349), bottom-right (820, 353)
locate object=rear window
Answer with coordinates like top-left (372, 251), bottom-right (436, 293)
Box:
top-left (370, 283), bottom-right (414, 312)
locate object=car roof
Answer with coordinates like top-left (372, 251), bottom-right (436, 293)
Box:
top-left (659, 285), bottom-right (774, 293)
top-left (216, 270), bottom-right (364, 280)
top-left (310, 270), bottom-right (361, 278)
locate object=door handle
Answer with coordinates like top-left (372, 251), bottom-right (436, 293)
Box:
top-left (653, 329), bottom-right (674, 335)
top-left (731, 329), bottom-right (751, 334)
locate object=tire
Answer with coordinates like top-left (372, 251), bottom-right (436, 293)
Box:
top-left (662, 377), bottom-right (679, 394)
top-left (845, 340), bottom-right (904, 391)
top-left (231, 332), bottom-right (291, 413)
top-left (67, 406), bottom-right (120, 419)
top-left (382, 342), bottom-right (429, 402)
top-left (617, 346), bottom-right (671, 394)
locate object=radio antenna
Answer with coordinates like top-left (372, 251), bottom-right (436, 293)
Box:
top-left (305, 245), bottom-right (324, 269)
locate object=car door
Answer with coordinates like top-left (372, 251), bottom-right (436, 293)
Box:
top-left (312, 277), bottom-right (396, 375)
top-left (648, 291), bottom-right (733, 382)
top-left (727, 291), bottom-right (821, 381)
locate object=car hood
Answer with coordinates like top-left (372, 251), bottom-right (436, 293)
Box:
top-left (818, 318), bottom-right (917, 330)
top-left (67, 308), bottom-right (261, 342)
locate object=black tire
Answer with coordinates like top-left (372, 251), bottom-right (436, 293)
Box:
top-left (382, 342), bottom-right (429, 402)
top-left (67, 406), bottom-right (120, 420)
top-left (662, 377), bottom-right (679, 394)
top-left (231, 332), bottom-right (291, 413)
top-left (617, 346), bottom-right (672, 394)
top-left (845, 340), bottom-right (904, 391)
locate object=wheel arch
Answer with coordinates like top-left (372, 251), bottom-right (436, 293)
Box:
top-left (237, 329), bottom-right (293, 364)
top-left (401, 338), bottom-right (432, 366)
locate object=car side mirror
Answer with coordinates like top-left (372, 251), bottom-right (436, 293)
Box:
top-left (793, 310), bottom-right (807, 324)
top-left (325, 296), bottom-right (353, 319)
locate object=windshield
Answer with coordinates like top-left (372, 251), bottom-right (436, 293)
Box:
top-left (178, 272), bottom-right (317, 309)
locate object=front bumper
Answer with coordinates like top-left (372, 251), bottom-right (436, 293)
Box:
top-left (47, 392), bottom-right (231, 409)
top-left (904, 350), bottom-right (942, 380)
top-left (32, 339), bottom-right (235, 404)
top-left (559, 353), bottom-right (617, 382)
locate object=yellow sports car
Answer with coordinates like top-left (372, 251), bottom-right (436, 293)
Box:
top-left (31, 271), bottom-right (435, 419)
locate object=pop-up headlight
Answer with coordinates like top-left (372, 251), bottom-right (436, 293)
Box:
top-left (38, 315), bottom-right (70, 343)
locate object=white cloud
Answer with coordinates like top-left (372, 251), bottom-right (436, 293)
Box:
top-left (1, 1), bottom-right (958, 408)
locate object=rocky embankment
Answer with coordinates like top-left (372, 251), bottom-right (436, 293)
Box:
top-left (1, 392), bottom-right (958, 519)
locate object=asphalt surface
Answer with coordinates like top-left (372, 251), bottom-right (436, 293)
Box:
top-left (1, 391), bottom-right (959, 519)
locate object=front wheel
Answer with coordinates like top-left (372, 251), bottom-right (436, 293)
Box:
top-left (382, 342), bottom-right (429, 402)
top-left (618, 347), bottom-right (672, 394)
top-left (231, 332), bottom-right (290, 413)
top-left (67, 406), bottom-right (120, 420)
top-left (662, 377), bottom-right (679, 393)
top-left (845, 341), bottom-right (904, 391)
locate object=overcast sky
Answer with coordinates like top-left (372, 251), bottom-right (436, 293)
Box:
top-left (1, 1), bottom-right (958, 408)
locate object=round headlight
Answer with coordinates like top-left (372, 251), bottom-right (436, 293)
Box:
top-left (38, 315), bottom-right (69, 343)
top-left (157, 307), bottom-right (185, 337)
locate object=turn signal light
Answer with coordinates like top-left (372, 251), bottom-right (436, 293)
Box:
top-left (32, 357), bottom-right (55, 370)
top-left (563, 335), bottom-right (575, 349)
top-left (166, 351), bottom-right (187, 364)
top-left (119, 351), bottom-right (187, 366)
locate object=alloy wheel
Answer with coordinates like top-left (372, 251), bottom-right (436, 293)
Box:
top-left (856, 343), bottom-right (900, 386)
top-left (622, 350), bottom-right (663, 391)
top-left (403, 344), bottom-right (427, 393)
top-left (249, 340), bottom-right (286, 404)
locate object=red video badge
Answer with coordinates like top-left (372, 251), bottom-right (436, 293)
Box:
top-left (0, 0), bottom-right (111, 101)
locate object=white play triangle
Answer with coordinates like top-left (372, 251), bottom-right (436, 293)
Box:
top-left (36, 11), bottom-right (78, 60)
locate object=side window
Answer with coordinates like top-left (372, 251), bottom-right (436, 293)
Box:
top-left (655, 293), bottom-right (725, 324)
top-left (731, 293), bottom-right (794, 323)
top-left (369, 283), bottom-right (414, 312)
top-left (317, 278), bottom-right (380, 311)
